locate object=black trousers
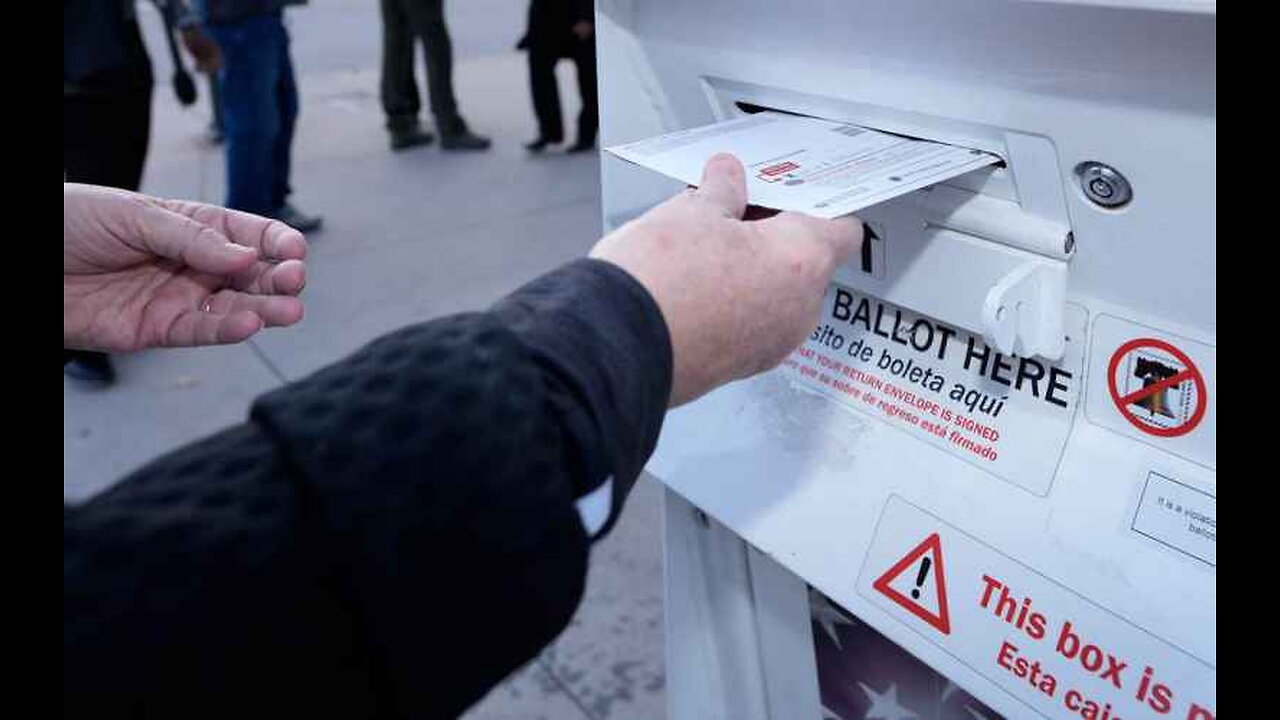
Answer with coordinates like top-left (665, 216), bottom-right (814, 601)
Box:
top-left (379, 0), bottom-right (463, 133)
top-left (526, 41), bottom-right (597, 145)
top-left (64, 56), bottom-right (153, 368)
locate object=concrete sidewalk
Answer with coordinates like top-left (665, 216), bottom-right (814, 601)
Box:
top-left (64, 2), bottom-right (664, 717)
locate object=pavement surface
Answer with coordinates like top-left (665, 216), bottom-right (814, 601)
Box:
top-left (64, 2), bottom-right (666, 717)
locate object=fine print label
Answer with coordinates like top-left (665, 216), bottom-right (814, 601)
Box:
top-left (781, 284), bottom-right (1086, 495)
top-left (1131, 471), bottom-right (1216, 568)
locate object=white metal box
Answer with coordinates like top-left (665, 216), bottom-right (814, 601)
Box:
top-left (597, 1), bottom-right (1215, 718)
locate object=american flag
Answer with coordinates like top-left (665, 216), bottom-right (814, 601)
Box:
top-left (810, 587), bottom-right (1004, 720)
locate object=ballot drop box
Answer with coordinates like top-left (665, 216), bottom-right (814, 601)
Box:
top-left (596, 1), bottom-right (1215, 718)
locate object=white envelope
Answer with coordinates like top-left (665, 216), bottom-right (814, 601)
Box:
top-left (606, 111), bottom-right (1000, 219)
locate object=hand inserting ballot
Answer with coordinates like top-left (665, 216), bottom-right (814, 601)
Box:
top-left (589, 152), bottom-right (865, 406)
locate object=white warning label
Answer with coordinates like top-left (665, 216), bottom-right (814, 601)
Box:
top-left (858, 496), bottom-right (1217, 720)
top-left (780, 284), bottom-right (1086, 495)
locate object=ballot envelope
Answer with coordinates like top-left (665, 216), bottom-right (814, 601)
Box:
top-left (595, 1), bottom-right (1215, 718)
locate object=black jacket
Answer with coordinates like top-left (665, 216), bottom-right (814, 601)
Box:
top-left (64, 0), bottom-right (153, 89)
top-left (64, 259), bottom-right (673, 718)
top-left (517, 0), bottom-right (594, 56)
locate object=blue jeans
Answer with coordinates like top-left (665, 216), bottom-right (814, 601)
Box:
top-left (208, 12), bottom-right (296, 215)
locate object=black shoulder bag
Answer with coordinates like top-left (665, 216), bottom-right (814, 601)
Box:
top-left (160, 2), bottom-right (198, 106)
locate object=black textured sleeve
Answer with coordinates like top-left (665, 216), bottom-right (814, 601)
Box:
top-left (64, 259), bottom-right (672, 718)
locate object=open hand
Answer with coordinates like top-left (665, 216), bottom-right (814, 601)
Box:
top-left (64, 183), bottom-right (307, 352)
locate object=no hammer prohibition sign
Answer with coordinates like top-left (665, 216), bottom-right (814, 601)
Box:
top-left (1107, 338), bottom-right (1207, 438)
top-left (872, 533), bottom-right (952, 635)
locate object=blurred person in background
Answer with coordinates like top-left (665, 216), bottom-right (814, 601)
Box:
top-left (64, 0), bottom-right (221, 386)
top-left (201, 0), bottom-right (323, 232)
top-left (379, 0), bottom-right (492, 151)
top-left (518, 0), bottom-right (597, 154)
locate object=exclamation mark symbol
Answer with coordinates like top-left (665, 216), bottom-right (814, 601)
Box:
top-left (911, 556), bottom-right (932, 600)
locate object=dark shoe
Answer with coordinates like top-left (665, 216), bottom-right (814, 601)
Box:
top-left (441, 130), bottom-right (492, 151)
top-left (525, 137), bottom-right (562, 153)
top-left (271, 203), bottom-right (323, 233)
top-left (390, 126), bottom-right (435, 151)
top-left (64, 353), bottom-right (116, 387)
top-left (567, 138), bottom-right (596, 153)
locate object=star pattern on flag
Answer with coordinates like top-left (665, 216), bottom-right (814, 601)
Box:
top-left (810, 587), bottom-right (857, 650)
top-left (857, 681), bottom-right (918, 720)
top-left (808, 585), bottom-right (1004, 720)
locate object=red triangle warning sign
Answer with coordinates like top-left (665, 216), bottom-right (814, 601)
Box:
top-left (872, 533), bottom-right (951, 635)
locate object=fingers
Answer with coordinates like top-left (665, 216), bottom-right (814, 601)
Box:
top-left (760, 211), bottom-right (865, 268)
top-left (162, 309), bottom-right (264, 348)
top-left (130, 202), bottom-right (261, 275)
top-left (229, 258), bottom-right (307, 296)
top-left (160, 198), bottom-right (308, 261)
top-left (693, 153), bottom-right (748, 219)
top-left (129, 197), bottom-right (309, 299)
top-left (203, 290), bottom-right (305, 328)
top-left (159, 292), bottom-right (305, 348)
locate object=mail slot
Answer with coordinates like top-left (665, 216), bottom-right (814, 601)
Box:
top-left (610, 92), bottom-right (1079, 360)
top-left (597, 1), bottom-right (1215, 718)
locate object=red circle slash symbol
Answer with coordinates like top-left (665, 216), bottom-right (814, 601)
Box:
top-left (1107, 338), bottom-right (1206, 438)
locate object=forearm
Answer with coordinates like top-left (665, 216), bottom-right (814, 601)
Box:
top-left (64, 258), bottom-right (673, 716)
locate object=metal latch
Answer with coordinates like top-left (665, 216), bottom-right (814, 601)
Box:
top-left (980, 259), bottom-right (1067, 360)
top-left (919, 186), bottom-right (1073, 360)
